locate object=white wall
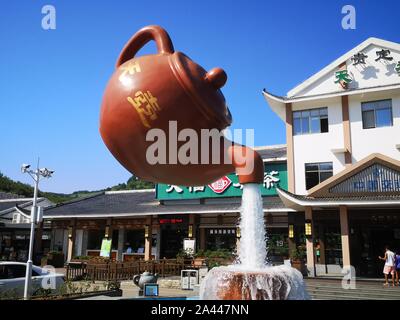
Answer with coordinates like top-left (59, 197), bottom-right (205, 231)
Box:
top-left (292, 98), bottom-right (346, 195)
top-left (292, 91), bottom-right (400, 195)
top-left (349, 92), bottom-right (400, 162)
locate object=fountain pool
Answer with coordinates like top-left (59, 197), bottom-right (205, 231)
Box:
top-left (199, 184), bottom-right (309, 300)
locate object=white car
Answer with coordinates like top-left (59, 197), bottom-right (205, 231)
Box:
top-left (0, 262), bottom-right (65, 299)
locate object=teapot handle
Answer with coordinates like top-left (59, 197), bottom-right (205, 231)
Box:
top-left (133, 274), bottom-right (140, 286)
top-left (116, 25), bottom-right (174, 67)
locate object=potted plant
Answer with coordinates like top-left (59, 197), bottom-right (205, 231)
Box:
top-left (176, 249), bottom-right (193, 265)
top-left (290, 246), bottom-right (307, 276)
top-left (193, 250), bottom-right (208, 267)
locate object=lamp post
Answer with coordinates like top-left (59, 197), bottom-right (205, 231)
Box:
top-left (21, 161), bottom-right (54, 300)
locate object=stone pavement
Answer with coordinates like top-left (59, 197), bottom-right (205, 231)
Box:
top-left (79, 279), bottom-right (199, 300)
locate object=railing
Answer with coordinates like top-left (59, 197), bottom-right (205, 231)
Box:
top-left (66, 259), bottom-right (192, 282)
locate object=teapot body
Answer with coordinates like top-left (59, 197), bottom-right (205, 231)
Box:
top-left (100, 26), bottom-right (236, 186)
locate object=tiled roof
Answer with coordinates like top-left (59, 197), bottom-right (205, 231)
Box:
top-left (255, 145), bottom-right (286, 160)
top-left (278, 188), bottom-right (400, 203)
top-left (0, 199), bottom-right (31, 212)
top-left (0, 198), bottom-right (52, 217)
top-left (44, 190), bottom-right (288, 218)
top-left (0, 192), bottom-right (24, 200)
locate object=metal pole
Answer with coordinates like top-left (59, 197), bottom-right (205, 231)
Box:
top-left (23, 166), bottom-right (39, 300)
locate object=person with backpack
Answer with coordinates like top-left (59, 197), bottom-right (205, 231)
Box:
top-left (379, 245), bottom-right (396, 287)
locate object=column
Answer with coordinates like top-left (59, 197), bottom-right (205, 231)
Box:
top-left (341, 95), bottom-right (352, 166)
top-left (117, 228), bottom-right (125, 262)
top-left (318, 224), bottom-right (326, 265)
top-left (81, 230), bottom-right (88, 256)
top-left (33, 222), bottom-right (44, 260)
top-left (285, 103), bottom-right (295, 192)
top-left (340, 206), bottom-right (351, 268)
top-left (199, 228), bottom-right (206, 250)
top-left (66, 219), bottom-right (76, 262)
top-left (144, 216), bottom-right (153, 261)
top-left (288, 213), bottom-right (296, 259)
top-left (305, 207), bottom-right (315, 277)
top-left (189, 214), bottom-right (196, 239)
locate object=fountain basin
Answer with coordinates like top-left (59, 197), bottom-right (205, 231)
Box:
top-left (200, 265), bottom-right (309, 300)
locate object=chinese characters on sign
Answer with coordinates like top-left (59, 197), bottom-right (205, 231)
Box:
top-left (334, 70), bottom-right (352, 89)
top-left (353, 167), bottom-right (400, 191)
top-left (352, 53), bottom-right (368, 66)
top-left (166, 185), bottom-right (183, 193)
top-left (396, 62), bottom-right (400, 75)
top-left (353, 179), bottom-right (400, 191)
top-left (337, 48), bottom-right (400, 86)
top-left (375, 49), bottom-right (393, 62)
top-left (263, 171), bottom-right (280, 189)
top-left (127, 90), bottom-right (161, 128)
top-left (165, 171), bottom-right (281, 195)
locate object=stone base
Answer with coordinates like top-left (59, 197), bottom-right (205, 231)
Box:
top-left (200, 265), bottom-right (309, 300)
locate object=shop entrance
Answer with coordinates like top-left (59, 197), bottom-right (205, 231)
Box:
top-left (352, 225), bottom-right (400, 277)
top-left (351, 212), bottom-right (400, 278)
top-left (159, 216), bottom-right (188, 259)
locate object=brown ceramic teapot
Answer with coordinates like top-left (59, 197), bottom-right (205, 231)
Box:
top-left (100, 25), bottom-right (263, 186)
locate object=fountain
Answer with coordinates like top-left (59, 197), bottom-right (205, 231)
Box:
top-left (99, 25), bottom-right (309, 300)
top-left (200, 184), bottom-right (309, 300)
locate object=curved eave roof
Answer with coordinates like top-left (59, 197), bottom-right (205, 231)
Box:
top-left (277, 188), bottom-right (400, 211)
top-left (44, 189), bottom-right (292, 219)
top-left (263, 83), bottom-right (400, 118)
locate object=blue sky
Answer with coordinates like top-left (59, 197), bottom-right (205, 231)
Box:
top-left (1, 0), bottom-right (399, 193)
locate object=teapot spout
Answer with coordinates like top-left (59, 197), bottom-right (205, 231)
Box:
top-left (225, 142), bottom-right (264, 185)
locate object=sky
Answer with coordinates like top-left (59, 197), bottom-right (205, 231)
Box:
top-left (1, 0), bottom-right (399, 193)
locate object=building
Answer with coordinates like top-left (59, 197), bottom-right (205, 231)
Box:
top-left (43, 146), bottom-right (291, 264)
top-left (0, 192), bottom-right (53, 262)
top-left (263, 37), bottom-right (400, 276)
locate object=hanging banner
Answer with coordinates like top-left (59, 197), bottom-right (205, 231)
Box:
top-left (100, 238), bottom-right (112, 257)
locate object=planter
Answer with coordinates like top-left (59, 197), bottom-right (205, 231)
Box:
top-left (193, 258), bottom-right (207, 267)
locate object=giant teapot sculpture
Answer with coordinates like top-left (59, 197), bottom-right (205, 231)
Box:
top-left (100, 25), bottom-right (263, 186)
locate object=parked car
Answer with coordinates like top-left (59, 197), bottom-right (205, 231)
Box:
top-left (0, 262), bottom-right (65, 298)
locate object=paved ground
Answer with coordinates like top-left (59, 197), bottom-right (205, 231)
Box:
top-left (78, 280), bottom-right (198, 300)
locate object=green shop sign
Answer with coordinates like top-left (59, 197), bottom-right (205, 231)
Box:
top-left (156, 162), bottom-right (287, 200)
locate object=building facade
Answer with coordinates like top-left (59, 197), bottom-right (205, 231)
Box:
top-left (264, 37), bottom-right (400, 277)
top-left (43, 146), bottom-right (292, 264)
top-left (0, 193), bottom-right (53, 263)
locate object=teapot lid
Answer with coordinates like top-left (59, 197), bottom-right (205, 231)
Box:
top-left (171, 52), bottom-right (232, 129)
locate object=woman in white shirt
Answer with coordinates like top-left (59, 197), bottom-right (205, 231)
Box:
top-left (379, 245), bottom-right (396, 287)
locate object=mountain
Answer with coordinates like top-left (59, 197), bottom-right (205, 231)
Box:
top-left (0, 172), bottom-right (154, 204)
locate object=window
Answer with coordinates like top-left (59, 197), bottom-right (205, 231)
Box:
top-left (362, 99), bottom-right (393, 129)
top-left (293, 107), bottom-right (328, 135)
top-left (305, 162), bottom-right (333, 190)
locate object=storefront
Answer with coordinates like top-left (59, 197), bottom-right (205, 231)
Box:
top-left (0, 196), bottom-right (53, 263)
top-left (278, 154), bottom-right (400, 277)
top-left (264, 37), bottom-right (400, 277)
top-left (44, 146), bottom-right (292, 263)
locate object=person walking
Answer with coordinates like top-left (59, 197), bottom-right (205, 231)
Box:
top-left (395, 250), bottom-right (400, 286)
top-left (379, 245), bottom-right (396, 287)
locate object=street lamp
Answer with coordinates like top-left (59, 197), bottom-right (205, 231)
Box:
top-left (21, 160), bottom-right (54, 300)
